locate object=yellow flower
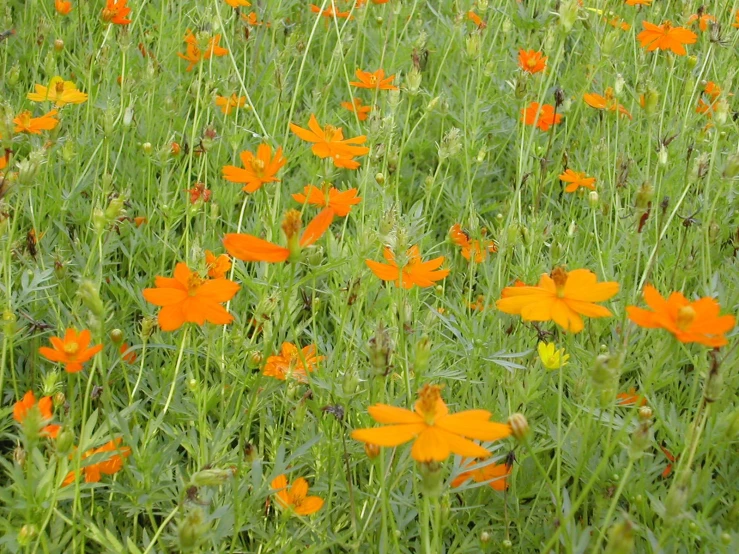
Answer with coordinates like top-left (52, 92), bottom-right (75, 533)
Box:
top-left (537, 342), bottom-right (569, 370)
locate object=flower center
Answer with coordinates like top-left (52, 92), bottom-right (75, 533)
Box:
top-left (550, 267), bottom-right (568, 298)
top-left (676, 305), bottom-right (696, 331)
top-left (250, 158), bottom-right (265, 175)
top-left (323, 125), bottom-right (338, 142)
top-left (64, 341), bottom-right (79, 355)
top-left (417, 384), bottom-right (442, 425)
top-left (186, 273), bottom-right (205, 295)
top-left (55, 81), bottom-right (65, 95)
top-left (16, 112), bottom-right (32, 128)
top-left (281, 209), bottom-right (302, 240)
top-left (369, 75), bottom-right (378, 86)
top-left (662, 20), bottom-right (672, 31)
top-left (526, 57), bottom-right (538, 69)
top-left (102, 8), bottom-right (114, 22)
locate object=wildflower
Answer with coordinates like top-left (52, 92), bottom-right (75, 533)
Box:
top-left (223, 208), bottom-right (334, 263)
top-left (101, 0), bottom-right (131, 25)
top-left (263, 342), bottom-right (324, 381)
top-left (0, 151), bottom-right (8, 170)
top-left (559, 169), bottom-right (596, 193)
top-left (695, 82), bottom-right (727, 117)
top-left (341, 97), bottom-right (372, 121)
top-left (13, 391), bottom-right (60, 438)
top-left (178, 30), bottom-right (229, 72)
top-left (521, 102), bottom-right (562, 131)
top-left (351, 384), bottom-right (512, 463)
top-left (518, 49), bottom-right (547, 74)
top-left (606, 15), bottom-right (630, 31)
top-left (584, 87), bottom-right (632, 118)
top-left (205, 250), bottom-right (231, 279)
top-left (62, 438), bottom-right (131, 486)
top-left (467, 11), bottom-right (486, 30)
top-left (142, 263), bottom-right (240, 331)
top-left (637, 21), bottom-right (697, 56)
top-left (241, 12), bottom-right (269, 26)
top-left (310, 4), bottom-right (354, 19)
top-left (27, 76), bottom-right (88, 106)
top-left (224, 0), bottom-right (250, 7)
top-left (451, 459), bottom-right (510, 491)
top-left (349, 69), bottom-right (398, 91)
top-left (187, 182), bottom-right (211, 204)
top-left (13, 110), bottom-right (59, 134)
top-left (496, 267), bottom-right (619, 333)
top-left (39, 328), bottom-right (103, 373)
top-left (733, 11), bottom-right (739, 29)
top-left (120, 343), bottom-right (137, 364)
top-left (55, 0), bottom-right (72, 15)
top-left (625, 0), bottom-right (652, 5)
top-left (270, 474), bottom-right (324, 516)
top-left (687, 12), bottom-right (716, 33)
top-left (449, 224), bottom-right (496, 262)
top-left (616, 387), bottom-right (647, 407)
top-left (222, 144), bottom-right (286, 193)
top-left (366, 245), bottom-right (450, 289)
top-left (660, 445), bottom-right (677, 478)
top-left (537, 341), bottom-right (569, 370)
top-left (215, 94), bottom-right (247, 115)
top-left (626, 285), bottom-right (736, 347)
top-left (292, 184), bottom-right (361, 217)
top-left (290, 114), bottom-right (369, 169)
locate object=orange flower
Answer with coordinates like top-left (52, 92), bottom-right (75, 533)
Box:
top-left (626, 285), bottom-right (735, 347)
top-left (263, 342), bottom-right (324, 381)
top-left (142, 263), bottom-right (240, 331)
top-left (290, 114), bottom-right (369, 169)
top-left (518, 49), bottom-right (547, 74)
top-left (496, 267), bottom-right (619, 333)
top-left (101, 0), bottom-right (131, 25)
top-left (451, 458), bottom-right (511, 491)
top-left (521, 102), bottom-right (562, 131)
top-left (366, 245), bottom-right (449, 289)
top-left (187, 182), bottom-right (211, 204)
top-left (695, 82), bottom-right (727, 117)
top-left (616, 387), bottom-right (647, 407)
top-left (310, 4), bottom-right (354, 19)
top-left (39, 328), bottom-right (103, 373)
top-left (27, 76), bottom-right (88, 106)
top-left (351, 384), bottom-right (511, 463)
top-left (583, 88), bottom-right (632, 119)
top-left (660, 445), bottom-right (677, 478)
top-left (292, 184), bottom-right (362, 217)
top-left (13, 391), bottom-right (60, 438)
top-left (349, 69), bottom-right (398, 90)
top-left (120, 343), bottom-right (137, 364)
top-left (270, 474), bottom-right (324, 516)
top-left (55, 0), bottom-right (73, 15)
top-left (242, 12), bottom-right (269, 26)
top-left (687, 12), bottom-right (716, 32)
top-left (559, 169), bottom-right (596, 193)
top-left (62, 438), bottom-right (131, 486)
top-left (13, 110), bottom-right (59, 134)
top-left (449, 224), bottom-right (496, 262)
top-left (223, 144), bottom-right (286, 193)
top-left (606, 16), bottom-right (630, 31)
top-left (205, 250), bottom-right (231, 279)
top-left (637, 21), bottom-right (697, 56)
top-left (224, 0), bottom-right (250, 7)
top-left (625, 0), bottom-right (651, 5)
top-left (0, 150), bottom-right (8, 171)
top-left (178, 30), bottom-right (229, 72)
top-left (467, 11), bottom-right (486, 29)
top-left (215, 94), bottom-right (247, 115)
top-left (341, 97), bottom-right (372, 121)
top-left (223, 208), bottom-right (334, 263)
top-left (733, 10), bottom-right (739, 29)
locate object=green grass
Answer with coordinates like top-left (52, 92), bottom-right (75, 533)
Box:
top-left (1, 0), bottom-right (738, 552)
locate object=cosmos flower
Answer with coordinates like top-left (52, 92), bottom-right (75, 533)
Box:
top-left (62, 438), bottom-right (132, 486)
top-left (341, 97), bottom-right (372, 121)
top-left (449, 224), bottom-right (496, 262)
top-left (215, 94), bottom-right (247, 115)
top-left (292, 184), bottom-right (361, 217)
top-left (224, 0), bottom-right (250, 7)
top-left (537, 342), bottom-right (569, 370)
top-left (451, 459), bottom-right (510, 490)
top-left (178, 30), bottom-right (229, 71)
top-left (467, 11), bottom-right (486, 30)
top-left (55, 0), bottom-right (72, 15)
top-left (583, 88), bottom-right (632, 119)
top-left (637, 21), bottom-right (697, 56)
top-left (270, 474), bottom-right (324, 516)
top-left (101, 0), bottom-right (132, 25)
top-left (13, 391), bottom-right (60, 438)
top-left (521, 102), bottom-right (562, 131)
top-left (263, 342), bottom-right (324, 381)
top-left (687, 12), bottom-right (716, 32)
top-left (366, 245), bottom-right (449, 289)
top-left (518, 49), bottom-right (547, 74)
top-left (205, 250), bottom-right (231, 279)
top-left (38, 328), bottom-right (103, 373)
top-left (350, 69), bottom-right (398, 90)
top-left (310, 4), bottom-right (354, 19)
top-left (559, 169), bottom-right (596, 193)
top-left (27, 76), bottom-right (88, 106)
top-left (13, 110), bottom-right (59, 134)
top-left (616, 388), bottom-right (647, 407)
top-left (222, 144), bottom-right (286, 193)
top-left (290, 114), bottom-right (369, 169)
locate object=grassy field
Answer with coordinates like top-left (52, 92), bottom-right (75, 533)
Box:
top-left (1, 0), bottom-right (739, 552)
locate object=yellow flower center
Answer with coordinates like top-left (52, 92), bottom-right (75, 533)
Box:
top-left (186, 273), bottom-right (205, 295)
top-left (550, 267), bottom-right (568, 298)
top-left (663, 20), bottom-right (672, 31)
top-left (16, 112), bottom-right (32, 128)
top-left (417, 384), bottom-right (442, 425)
top-left (526, 57), bottom-right (538, 69)
top-left (281, 209), bottom-right (302, 240)
top-left (101, 8), bottom-right (114, 22)
top-left (64, 341), bottom-right (79, 355)
top-left (369, 75), bottom-right (378, 85)
top-left (55, 81), bottom-right (65, 95)
top-left (676, 305), bottom-right (696, 331)
top-left (323, 125), bottom-right (338, 142)
top-left (250, 158), bottom-right (265, 175)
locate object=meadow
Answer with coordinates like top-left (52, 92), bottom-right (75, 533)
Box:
top-left (1, 0), bottom-right (738, 552)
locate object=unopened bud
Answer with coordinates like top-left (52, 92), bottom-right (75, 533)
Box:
top-left (418, 461), bottom-right (444, 498)
top-left (559, 0), bottom-right (579, 32)
top-left (109, 329), bottom-right (124, 345)
top-left (480, 531), bottom-right (491, 543)
top-left (364, 442), bottom-right (380, 460)
top-left (191, 467), bottom-right (236, 487)
top-left (368, 323), bottom-right (393, 376)
top-left (508, 413), bottom-right (529, 441)
top-left (414, 335), bottom-right (431, 374)
top-left (177, 507), bottom-right (208, 550)
top-left (54, 39), bottom-right (64, 52)
top-left (77, 280), bottom-right (104, 317)
top-left (141, 315), bottom-right (156, 338)
top-left (604, 517), bottom-right (635, 554)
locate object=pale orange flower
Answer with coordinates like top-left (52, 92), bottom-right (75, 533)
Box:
top-left (521, 102), bottom-right (561, 131)
top-left (13, 110), bottom-right (59, 134)
top-left (449, 224), bottom-right (496, 262)
top-left (55, 0), bottom-right (73, 15)
top-left (518, 49), bottom-right (547, 74)
top-left (39, 328), bottom-right (103, 373)
top-left (496, 267), bottom-right (619, 333)
top-left (451, 458), bottom-right (511, 491)
top-left (142, 263), bottom-right (240, 331)
top-left (270, 474), bottom-right (324, 516)
top-left (366, 245), bottom-right (449, 289)
top-left (559, 169), bottom-right (596, 193)
top-left (310, 4), bottom-right (354, 19)
top-left (13, 391), bottom-right (61, 438)
top-left (467, 11), bottom-right (486, 29)
top-left (215, 94), bottom-right (247, 115)
top-left (223, 144), bottom-right (286, 193)
top-left (224, 0), bottom-right (250, 7)
top-left (263, 342), bottom-right (324, 381)
top-left (637, 21), bottom-right (697, 56)
top-left (341, 97), bottom-right (372, 121)
top-left (583, 88), bottom-right (632, 119)
top-left (687, 12), bottom-right (716, 32)
top-left (27, 76), bottom-right (88, 106)
top-left (625, 0), bottom-right (652, 5)
top-left (205, 250), bottom-right (231, 279)
top-left (616, 387), bottom-right (647, 407)
top-left (626, 285), bottom-right (735, 347)
top-left (292, 184), bottom-right (362, 217)
top-left (178, 30), bottom-right (229, 72)
top-left (349, 69), bottom-right (398, 90)
top-left (101, 0), bottom-right (131, 25)
top-left (351, 384), bottom-right (512, 463)
top-left (290, 114), bottom-right (369, 169)
top-left (63, 438), bottom-right (131, 486)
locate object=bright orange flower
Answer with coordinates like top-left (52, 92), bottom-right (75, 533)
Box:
top-left (341, 97), bottom-right (372, 121)
top-left (496, 267), bottom-right (619, 333)
top-left (559, 169), bottom-right (596, 193)
top-left (224, 0), bottom-right (250, 7)
top-left (270, 474), bottom-right (324, 516)
top-left (451, 458), bottom-right (511, 491)
top-left (215, 94), bottom-right (247, 115)
top-left (518, 49), bottom-right (547, 74)
top-left (733, 10), bottom-right (739, 29)
top-left (583, 88), bottom-right (632, 119)
top-left (616, 387), bottom-right (647, 407)
top-left (120, 343), bottom-right (137, 364)
top-left (606, 16), bottom-right (630, 31)
top-left (521, 102), bottom-right (562, 131)
top-left (27, 76), bottom-right (88, 106)
top-left (626, 285), bottom-right (735, 347)
top-left (366, 245), bottom-right (449, 289)
top-left (142, 263), bottom-right (240, 331)
top-left (205, 250), bottom-right (231, 279)
top-left (13, 110), bottom-right (59, 134)
top-left (0, 150), bottom-right (8, 171)
top-left (687, 12), bottom-right (716, 32)
top-left (351, 384), bottom-right (511, 463)
top-left (263, 342), bottom-right (324, 381)
top-left (290, 114), bottom-right (369, 169)
top-left (223, 208), bottom-right (334, 263)
top-left (625, 0), bottom-right (651, 5)
top-left (241, 12), bottom-right (269, 26)
top-left (695, 82), bottom-right (728, 117)
top-left (101, 0), bottom-right (131, 25)
top-left (55, 0), bottom-right (73, 15)
top-left (223, 144), bottom-right (286, 193)
top-left (467, 11), bottom-right (486, 29)
top-left (39, 328), bottom-right (103, 373)
top-left (449, 224), bottom-right (496, 262)
top-left (178, 30), bottom-right (229, 71)
top-left (13, 391), bottom-right (60, 438)
top-left (637, 21), bottom-right (697, 56)
top-left (292, 184), bottom-right (362, 217)
top-left (660, 445), bottom-right (677, 478)
top-left (310, 4), bottom-right (354, 19)
top-left (350, 69), bottom-right (398, 90)
top-left (63, 438), bottom-right (131, 486)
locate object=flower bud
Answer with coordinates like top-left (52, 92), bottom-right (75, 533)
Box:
top-left (77, 280), bottom-right (105, 318)
top-left (105, 195), bottom-right (126, 221)
top-left (342, 368), bottom-right (360, 395)
top-left (17, 525), bottom-right (37, 547)
top-left (559, 0), bottom-right (579, 32)
top-left (123, 106), bottom-right (134, 128)
top-left (414, 335), bottom-right (431, 375)
top-left (723, 153), bottom-right (739, 179)
top-left (54, 39), bottom-right (64, 53)
top-left (178, 507), bottom-right (208, 550)
top-left (465, 33), bottom-right (481, 60)
top-left (629, 419), bottom-right (652, 460)
top-left (55, 428), bottom-right (75, 455)
top-left (417, 461), bottom-right (444, 498)
top-left (704, 367), bottom-right (723, 403)
top-left (7, 64), bottom-right (20, 86)
top-left (368, 323), bottom-right (393, 376)
top-left (109, 329), bottom-right (124, 345)
top-left (641, 88), bottom-right (659, 115)
top-left (480, 531), bottom-right (491, 544)
top-left (664, 482), bottom-right (688, 524)
top-left (588, 191), bottom-right (599, 207)
top-left (604, 517), bottom-right (635, 554)
top-left (191, 467), bottom-right (236, 487)
top-left (405, 67), bottom-right (422, 95)
top-left (508, 413), bottom-right (529, 441)
top-left (375, 172), bottom-right (385, 186)
top-left (364, 442), bottom-right (380, 460)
